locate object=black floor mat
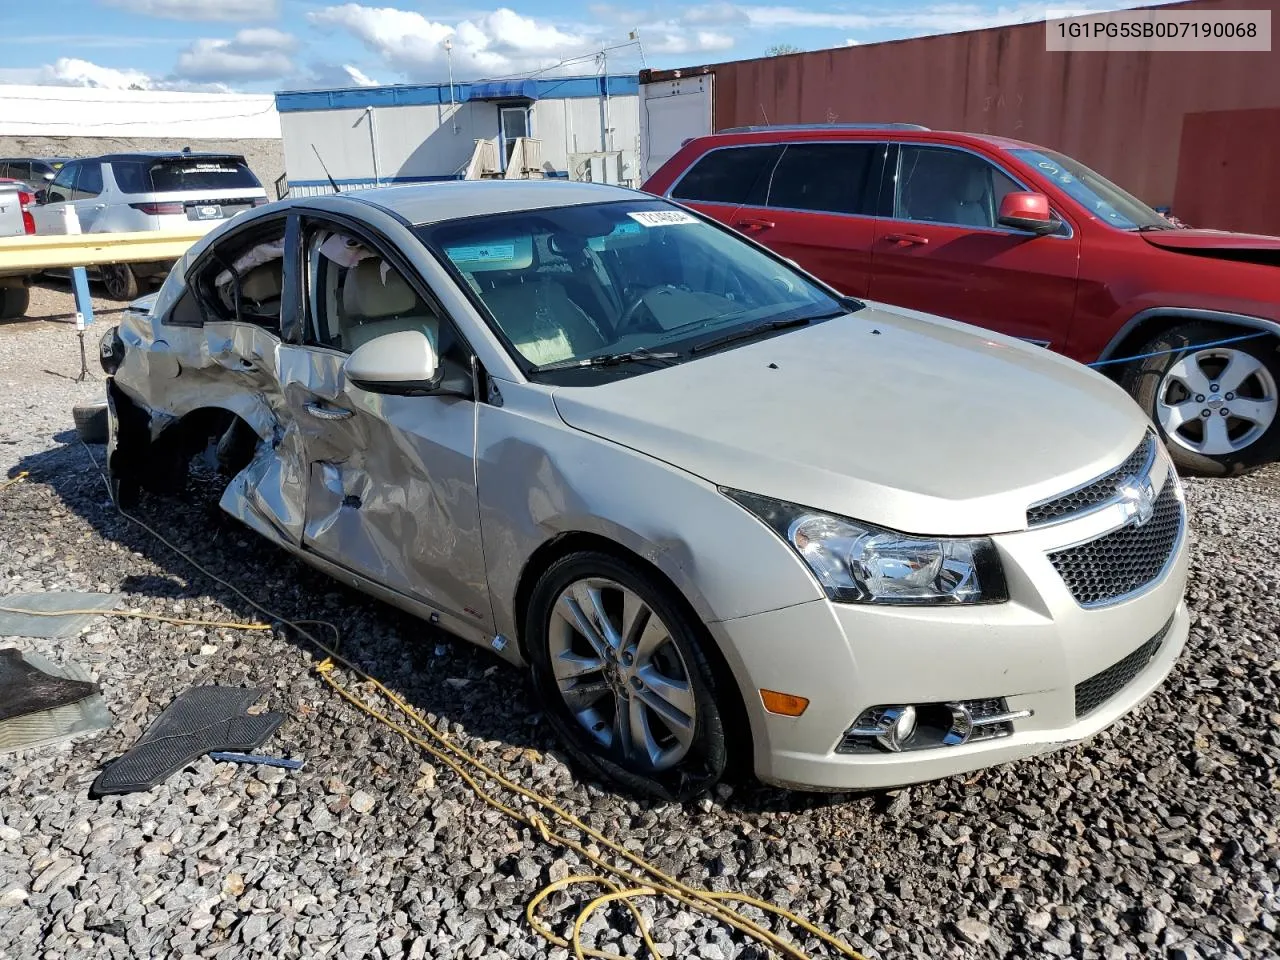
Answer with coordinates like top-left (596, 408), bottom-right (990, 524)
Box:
top-left (92, 687), bottom-right (284, 796)
top-left (0, 648), bottom-right (100, 723)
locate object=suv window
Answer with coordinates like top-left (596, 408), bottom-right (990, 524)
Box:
top-left (304, 226), bottom-right (465, 367)
top-left (670, 145), bottom-right (783, 206)
top-left (47, 162), bottom-right (78, 204)
top-left (77, 162), bottom-right (103, 198)
top-left (6, 162), bottom-right (30, 182)
top-left (895, 145), bottom-right (1021, 229)
top-left (112, 156), bottom-right (260, 194)
top-left (766, 142), bottom-right (883, 216)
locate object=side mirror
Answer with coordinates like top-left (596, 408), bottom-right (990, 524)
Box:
top-left (345, 327), bottom-right (440, 394)
top-left (345, 329), bottom-right (440, 395)
top-left (33, 189), bottom-right (48, 205)
top-left (998, 191), bottom-right (1058, 235)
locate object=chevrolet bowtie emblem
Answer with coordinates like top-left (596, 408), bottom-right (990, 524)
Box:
top-left (1118, 477), bottom-right (1156, 527)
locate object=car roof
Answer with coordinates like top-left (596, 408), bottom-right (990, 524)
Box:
top-left (697, 126), bottom-right (1042, 152)
top-left (95, 151), bottom-right (247, 162)
top-left (348, 180), bottom-right (646, 226)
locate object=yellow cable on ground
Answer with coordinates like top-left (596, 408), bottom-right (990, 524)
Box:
top-left (59, 440), bottom-right (869, 960)
top-left (0, 605), bottom-right (272, 631)
top-left (0, 471), bottom-right (28, 490)
top-left (316, 658), bottom-right (868, 960)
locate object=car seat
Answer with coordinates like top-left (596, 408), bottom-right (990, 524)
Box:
top-left (341, 258), bottom-right (439, 353)
top-left (237, 261), bottom-right (282, 323)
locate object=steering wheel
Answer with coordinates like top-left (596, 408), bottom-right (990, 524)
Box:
top-left (616, 284), bottom-right (677, 334)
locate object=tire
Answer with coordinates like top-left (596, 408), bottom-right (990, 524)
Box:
top-left (101, 263), bottom-right (139, 302)
top-left (1121, 322), bottom-right (1280, 476)
top-left (0, 284), bottom-right (30, 321)
top-left (72, 400), bottom-right (109, 444)
top-left (525, 551), bottom-right (729, 800)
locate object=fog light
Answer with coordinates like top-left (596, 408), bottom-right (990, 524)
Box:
top-left (844, 704), bottom-right (918, 752)
top-left (839, 698), bottom-right (1032, 754)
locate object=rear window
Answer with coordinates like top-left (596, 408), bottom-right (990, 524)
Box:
top-left (111, 157), bottom-right (261, 194)
top-left (670, 145), bottom-right (783, 206)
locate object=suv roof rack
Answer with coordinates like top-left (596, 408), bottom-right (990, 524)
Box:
top-left (715, 122), bottom-right (930, 134)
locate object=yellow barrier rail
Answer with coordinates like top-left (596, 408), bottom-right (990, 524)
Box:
top-left (0, 229), bottom-right (207, 271)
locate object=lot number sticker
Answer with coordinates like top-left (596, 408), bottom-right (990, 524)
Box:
top-left (628, 211), bottom-right (698, 227)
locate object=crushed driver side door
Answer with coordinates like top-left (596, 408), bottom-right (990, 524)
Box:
top-left (278, 214), bottom-right (492, 630)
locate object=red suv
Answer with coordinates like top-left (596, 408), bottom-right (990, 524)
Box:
top-left (643, 125), bottom-right (1280, 475)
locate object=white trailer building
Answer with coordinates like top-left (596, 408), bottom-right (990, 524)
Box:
top-left (274, 76), bottom-right (641, 197)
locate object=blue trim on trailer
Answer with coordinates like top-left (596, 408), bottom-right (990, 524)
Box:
top-left (275, 75), bottom-right (639, 113)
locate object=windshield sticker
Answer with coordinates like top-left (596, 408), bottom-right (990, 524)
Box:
top-left (447, 243), bottom-right (517, 263)
top-left (628, 210), bottom-right (698, 228)
top-left (588, 221), bottom-right (644, 250)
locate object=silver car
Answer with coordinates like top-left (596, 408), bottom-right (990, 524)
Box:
top-left (101, 181), bottom-right (1190, 797)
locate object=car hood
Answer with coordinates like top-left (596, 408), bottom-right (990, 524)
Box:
top-left (1141, 228), bottom-right (1280, 261)
top-left (551, 304), bottom-right (1150, 536)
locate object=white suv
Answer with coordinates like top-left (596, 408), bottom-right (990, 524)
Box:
top-left (31, 151), bottom-right (268, 300)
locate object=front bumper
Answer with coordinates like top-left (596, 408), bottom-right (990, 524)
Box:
top-left (709, 471), bottom-right (1191, 792)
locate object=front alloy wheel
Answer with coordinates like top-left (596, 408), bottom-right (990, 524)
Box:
top-left (549, 577), bottom-right (697, 771)
top-left (1123, 322), bottom-right (1280, 476)
top-left (527, 552), bottom-right (728, 799)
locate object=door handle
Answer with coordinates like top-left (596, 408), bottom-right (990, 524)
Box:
top-left (734, 218), bottom-right (775, 232)
top-left (303, 401), bottom-right (354, 421)
top-left (93, 204), bottom-right (106, 210)
top-left (883, 232), bottom-right (930, 246)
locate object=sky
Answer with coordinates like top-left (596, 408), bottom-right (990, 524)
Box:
top-left (0, 0), bottom-right (1154, 93)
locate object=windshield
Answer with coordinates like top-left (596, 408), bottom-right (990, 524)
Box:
top-left (1010, 148), bottom-right (1167, 230)
top-left (417, 199), bottom-right (847, 379)
top-left (111, 157), bottom-right (261, 194)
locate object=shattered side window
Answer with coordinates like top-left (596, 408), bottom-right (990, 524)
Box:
top-left (197, 220), bottom-right (288, 331)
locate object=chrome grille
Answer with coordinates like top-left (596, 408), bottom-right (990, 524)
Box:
top-left (1027, 432), bottom-right (1157, 527)
top-left (1047, 480), bottom-right (1183, 606)
top-left (1075, 616), bottom-right (1174, 718)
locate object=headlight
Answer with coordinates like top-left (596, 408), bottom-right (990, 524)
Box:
top-left (723, 489), bottom-right (1007, 605)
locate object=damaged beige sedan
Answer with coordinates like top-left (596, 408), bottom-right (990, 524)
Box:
top-left (101, 181), bottom-right (1189, 798)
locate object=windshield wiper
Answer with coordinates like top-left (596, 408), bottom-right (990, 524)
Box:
top-left (1137, 223), bottom-right (1177, 232)
top-left (690, 315), bottom-right (816, 355)
top-left (533, 349), bottom-right (681, 372)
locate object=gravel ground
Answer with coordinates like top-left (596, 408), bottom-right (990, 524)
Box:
top-left (2, 296), bottom-right (1279, 960)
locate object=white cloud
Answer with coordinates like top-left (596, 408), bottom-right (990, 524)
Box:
top-left (681, 1), bottom-right (1155, 35)
top-left (232, 27), bottom-right (298, 51)
top-left (309, 3), bottom-right (598, 78)
top-left (302, 61), bottom-right (383, 88)
top-left (101, 0), bottom-right (281, 21)
top-left (642, 28), bottom-right (736, 55)
top-left (843, 37), bottom-right (860, 45)
top-left (21, 57), bottom-right (232, 92)
top-left (173, 28), bottom-right (296, 82)
top-left (39, 57), bottom-right (155, 89)
top-left (342, 64), bottom-right (379, 86)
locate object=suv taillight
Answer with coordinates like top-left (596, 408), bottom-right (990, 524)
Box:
top-left (18, 191), bottom-right (35, 235)
top-left (129, 202), bottom-right (184, 215)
